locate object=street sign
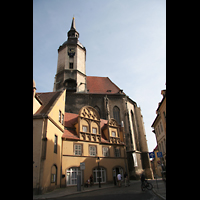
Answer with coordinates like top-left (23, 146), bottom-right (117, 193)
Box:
top-left (149, 152), bottom-right (155, 158)
top-left (80, 162), bottom-right (85, 170)
top-left (157, 152), bottom-right (163, 158)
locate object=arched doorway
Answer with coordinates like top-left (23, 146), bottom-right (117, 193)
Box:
top-left (66, 167), bottom-right (82, 186)
top-left (93, 167), bottom-right (106, 183)
top-left (113, 166), bottom-right (124, 181)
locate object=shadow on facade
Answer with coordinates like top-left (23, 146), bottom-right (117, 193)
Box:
top-left (33, 139), bottom-right (62, 195)
top-left (61, 153), bottom-right (127, 188)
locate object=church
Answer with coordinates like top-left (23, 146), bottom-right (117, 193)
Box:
top-left (53, 17), bottom-right (153, 180)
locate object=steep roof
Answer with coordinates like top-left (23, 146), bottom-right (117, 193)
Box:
top-left (86, 76), bottom-right (124, 94)
top-left (33, 90), bottom-right (64, 117)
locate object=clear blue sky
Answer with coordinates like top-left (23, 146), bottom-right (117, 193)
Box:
top-left (33, 0), bottom-right (166, 152)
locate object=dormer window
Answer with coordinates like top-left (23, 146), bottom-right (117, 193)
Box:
top-left (112, 131), bottom-right (116, 137)
top-left (92, 128), bottom-right (97, 134)
top-left (82, 125), bottom-right (87, 133)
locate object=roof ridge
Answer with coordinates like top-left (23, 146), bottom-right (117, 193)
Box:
top-left (34, 90), bottom-right (65, 116)
top-left (87, 76), bottom-right (107, 78)
top-left (105, 77), bottom-right (122, 91)
top-left (46, 90), bottom-right (65, 115)
top-left (36, 91), bottom-right (58, 95)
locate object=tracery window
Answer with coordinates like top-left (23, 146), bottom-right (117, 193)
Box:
top-left (113, 106), bottom-right (120, 124)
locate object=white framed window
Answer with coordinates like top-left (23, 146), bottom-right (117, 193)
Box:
top-left (82, 125), bottom-right (88, 132)
top-left (66, 167), bottom-right (82, 186)
top-left (92, 127), bottom-right (97, 134)
top-left (74, 144), bottom-right (82, 156)
top-left (61, 114), bottom-right (64, 125)
top-left (59, 110), bottom-right (61, 122)
top-left (89, 146), bottom-right (96, 156)
top-left (93, 167), bottom-right (106, 183)
top-left (103, 147), bottom-right (109, 157)
top-left (112, 131), bottom-right (116, 137)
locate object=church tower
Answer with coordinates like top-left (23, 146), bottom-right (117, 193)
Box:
top-left (53, 17), bottom-right (86, 93)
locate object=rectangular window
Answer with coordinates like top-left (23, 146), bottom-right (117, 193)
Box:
top-left (102, 147), bottom-right (109, 157)
top-left (59, 110), bottom-right (61, 122)
top-left (92, 128), bottom-right (97, 134)
top-left (112, 131), bottom-right (116, 137)
top-left (82, 126), bottom-right (87, 132)
top-left (61, 114), bottom-right (64, 125)
top-left (114, 147), bottom-right (120, 157)
top-left (74, 144), bottom-right (82, 156)
top-left (54, 135), bottom-right (57, 154)
top-left (69, 62), bottom-right (73, 69)
top-left (89, 146), bottom-right (96, 156)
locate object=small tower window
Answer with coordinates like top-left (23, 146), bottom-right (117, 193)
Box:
top-left (69, 63), bottom-right (73, 69)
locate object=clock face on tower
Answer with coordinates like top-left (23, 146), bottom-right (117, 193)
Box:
top-left (68, 48), bottom-right (75, 57)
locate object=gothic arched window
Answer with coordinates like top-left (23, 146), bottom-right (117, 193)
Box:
top-left (94, 106), bottom-right (101, 118)
top-left (51, 164), bottom-right (57, 184)
top-left (113, 106), bottom-right (120, 124)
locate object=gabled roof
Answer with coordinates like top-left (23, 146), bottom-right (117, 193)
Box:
top-left (64, 113), bottom-right (78, 128)
top-left (62, 112), bottom-right (122, 144)
top-left (86, 76), bottom-right (125, 94)
top-left (33, 90), bottom-right (64, 117)
top-left (62, 112), bottom-right (124, 145)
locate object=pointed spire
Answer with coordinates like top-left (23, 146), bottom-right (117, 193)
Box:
top-left (70, 16), bottom-right (76, 30)
top-left (68, 16), bottom-right (79, 39)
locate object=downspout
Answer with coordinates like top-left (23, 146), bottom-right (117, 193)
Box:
top-left (38, 114), bottom-right (48, 194)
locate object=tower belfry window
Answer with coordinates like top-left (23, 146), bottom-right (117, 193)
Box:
top-left (69, 63), bottom-right (73, 69)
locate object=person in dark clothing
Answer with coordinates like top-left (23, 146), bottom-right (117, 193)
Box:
top-left (124, 172), bottom-right (128, 187)
top-left (141, 172), bottom-right (146, 187)
top-left (90, 174), bottom-right (93, 186)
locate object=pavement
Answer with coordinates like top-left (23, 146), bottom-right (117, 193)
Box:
top-left (33, 179), bottom-right (166, 200)
top-left (33, 183), bottom-right (114, 199)
top-left (151, 178), bottom-right (166, 200)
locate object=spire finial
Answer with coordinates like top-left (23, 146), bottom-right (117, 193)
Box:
top-left (70, 16), bottom-right (76, 30)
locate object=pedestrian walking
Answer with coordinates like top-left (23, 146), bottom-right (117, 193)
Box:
top-left (124, 172), bottom-right (128, 187)
top-left (90, 174), bottom-right (93, 186)
top-left (117, 172), bottom-right (122, 187)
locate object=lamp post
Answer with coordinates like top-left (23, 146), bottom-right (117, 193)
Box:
top-left (97, 157), bottom-right (101, 188)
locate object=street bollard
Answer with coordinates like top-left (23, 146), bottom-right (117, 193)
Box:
top-left (77, 175), bottom-right (81, 191)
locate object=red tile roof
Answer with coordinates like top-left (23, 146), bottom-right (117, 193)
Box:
top-left (62, 129), bottom-right (79, 140)
top-left (64, 113), bottom-right (78, 127)
top-left (86, 76), bottom-right (124, 94)
top-left (62, 112), bottom-right (125, 146)
top-left (62, 112), bottom-right (110, 142)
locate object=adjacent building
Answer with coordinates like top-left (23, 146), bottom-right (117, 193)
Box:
top-left (151, 89), bottom-right (166, 166)
top-left (33, 80), bottom-right (66, 194)
top-left (33, 81), bottom-right (126, 193)
top-left (150, 145), bottom-right (162, 178)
